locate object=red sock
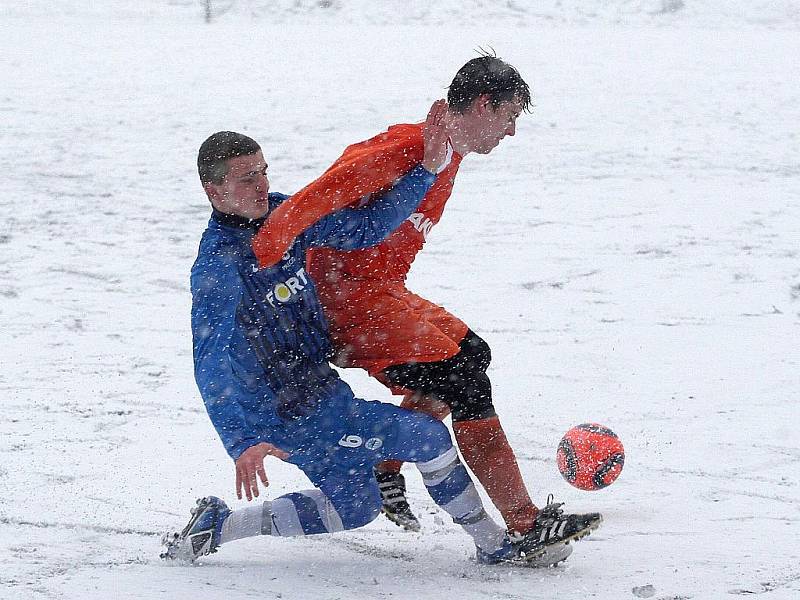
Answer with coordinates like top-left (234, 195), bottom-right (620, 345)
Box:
top-left (376, 459), bottom-right (404, 475)
top-left (453, 416), bottom-right (539, 535)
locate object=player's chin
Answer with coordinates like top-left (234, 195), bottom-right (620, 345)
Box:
top-left (246, 200), bottom-right (270, 219)
top-left (478, 140), bottom-right (502, 154)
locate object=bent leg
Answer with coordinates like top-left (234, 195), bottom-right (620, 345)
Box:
top-left (221, 395), bottom-right (509, 557)
top-left (221, 488), bottom-right (346, 543)
top-left (220, 466), bottom-right (381, 545)
top-left (414, 446), bottom-right (507, 555)
top-left (365, 402), bottom-right (508, 555)
top-left (383, 330), bottom-right (540, 535)
top-left (222, 394), bottom-right (463, 545)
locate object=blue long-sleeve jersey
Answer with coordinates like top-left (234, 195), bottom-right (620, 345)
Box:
top-left (191, 165), bottom-right (435, 460)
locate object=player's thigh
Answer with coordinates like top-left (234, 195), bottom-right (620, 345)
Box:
top-left (355, 398), bottom-right (453, 464)
top-left (394, 288), bottom-right (469, 345)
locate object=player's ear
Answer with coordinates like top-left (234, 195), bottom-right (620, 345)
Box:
top-left (475, 94), bottom-right (493, 115)
top-left (203, 181), bottom-right (221, 203)
top-left (463, 94), bottom-right (489, 117)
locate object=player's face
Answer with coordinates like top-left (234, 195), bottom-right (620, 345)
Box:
top-left (462, 96), bottom-right (523, 155)
top-left (206, 151), bottom-right (270, 219)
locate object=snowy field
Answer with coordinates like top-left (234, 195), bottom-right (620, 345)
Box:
top-left (2, 2), bottom-right (799, 599)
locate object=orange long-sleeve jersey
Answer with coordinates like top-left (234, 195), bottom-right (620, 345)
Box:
top-left (253, 123), bottom-right (468, 375)
top-left (253, 123), bottom-right (461, 273)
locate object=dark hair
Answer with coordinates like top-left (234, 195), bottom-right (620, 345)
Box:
top-left (197, 131), bottom-right (261, 184)
top-left (447, 53), bottom-right (531, 114)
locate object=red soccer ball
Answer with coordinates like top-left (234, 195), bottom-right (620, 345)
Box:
top-left (557, 423), bottom-right (625, 490)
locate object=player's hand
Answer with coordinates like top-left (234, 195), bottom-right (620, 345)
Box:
top-left (235, 442), bottom-right (290, 501)
top-left (421, 99), bottom-right (450, 174)
top-left (252, 233), bottom-right (288, 270)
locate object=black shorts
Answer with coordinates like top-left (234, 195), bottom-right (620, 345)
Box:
top-left (382, 330), bottom-right (495, 422)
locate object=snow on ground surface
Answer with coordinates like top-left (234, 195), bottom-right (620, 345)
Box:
top-left (2, 2), bottom-right (799, 599)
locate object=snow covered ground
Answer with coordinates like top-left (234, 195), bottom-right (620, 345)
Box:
top-left (2, 2), bottom-right (799, 599)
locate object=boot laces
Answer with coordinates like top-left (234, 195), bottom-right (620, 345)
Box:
top-left (538, 493), bottom-right (565, 522)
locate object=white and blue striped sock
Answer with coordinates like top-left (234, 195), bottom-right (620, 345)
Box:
top-left (417, 448), bottom-right (507, 554)
top-left (220, 489), bottom-right (345, 543)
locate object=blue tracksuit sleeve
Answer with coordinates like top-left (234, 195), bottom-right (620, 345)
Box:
top-left (191, 239), bottom-right (274, 460)
top-left (304, 164), bottom-right (435, 250)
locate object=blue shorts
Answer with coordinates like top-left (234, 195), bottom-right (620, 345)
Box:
top-left (281, 392), bottom-right (453, 528)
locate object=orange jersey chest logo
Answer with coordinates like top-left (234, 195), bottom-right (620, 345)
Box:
top-left (406, 212), bottom-right (435, 239)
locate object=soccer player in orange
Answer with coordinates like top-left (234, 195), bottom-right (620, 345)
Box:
top-left (253, 55), bottom-right (598, 547)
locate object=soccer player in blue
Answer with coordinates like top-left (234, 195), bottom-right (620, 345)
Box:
top-left (162, 103), bottom-right (580, 566)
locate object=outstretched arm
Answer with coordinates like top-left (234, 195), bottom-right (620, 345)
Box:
top-left (303, 164), bottom-right (432, 251)
top-left (192, 242), bottom-right (290, 494)
top-left (253, 100), bottom-right (449, 267)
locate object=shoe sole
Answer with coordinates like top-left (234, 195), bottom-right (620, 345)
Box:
top-left (525, 543), bottom-right (573, 567)
top-left (520, 514), bottom-right (604, 561)
top-left (380, 507), bottom-right (421, 532)
top-left (160, 497), bottom-right (215, 561)
top-left (485, 543), bottom-right (573, 569)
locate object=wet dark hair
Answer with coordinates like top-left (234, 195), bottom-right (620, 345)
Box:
top-left (197, 131), bottom-right (261, 184)
top-left (447, 52), bottom-right (531, 114)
